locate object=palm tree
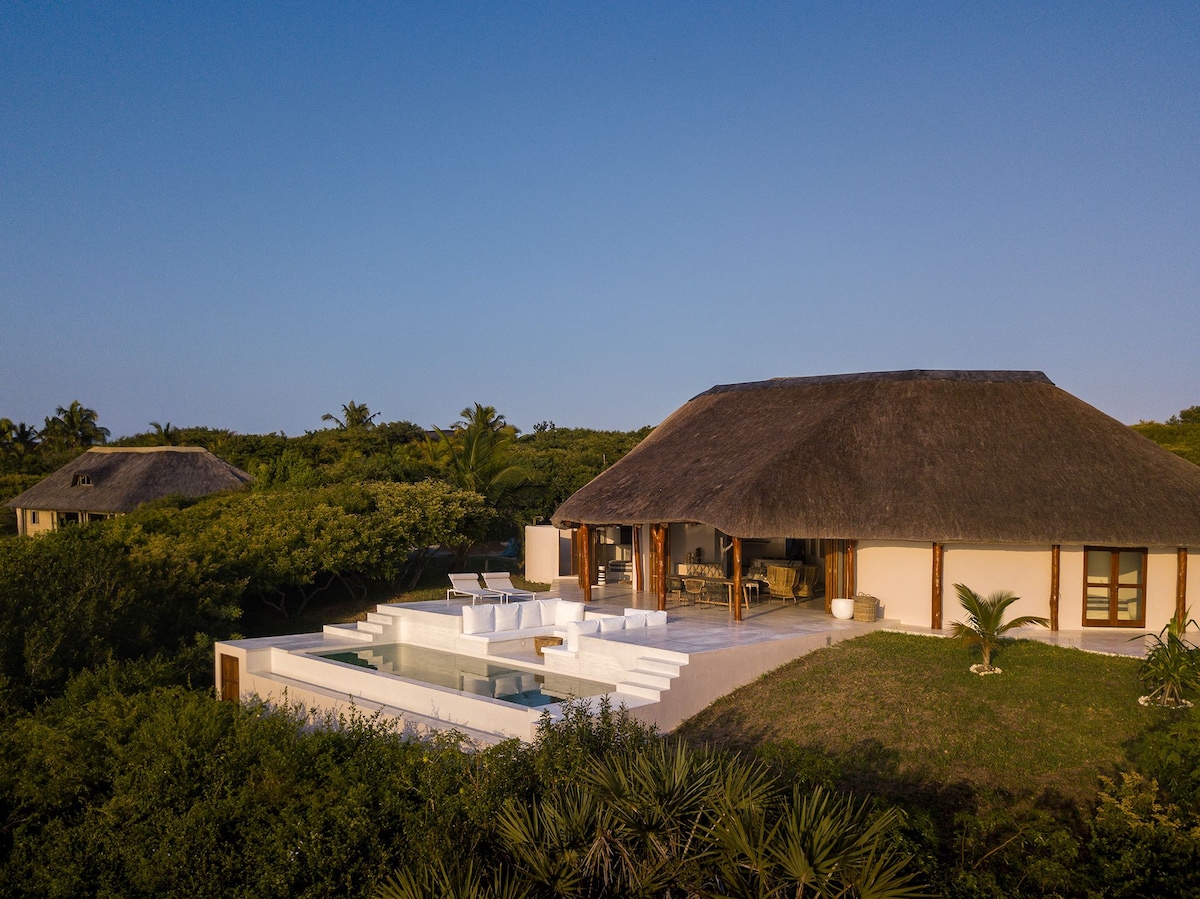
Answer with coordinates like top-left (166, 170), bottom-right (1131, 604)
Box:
top-left (949, 584), bottom-right (1049, 672)
top-left (42, 401), bottom-right (109, 449)
top-left (150, 421), bottom-right (179, 446)
top-left (321, 401), bottom-right (379, 430)
top-left (428, 404), bottom-right (530, 503)
top-left (422, 404), bottom-right (531, 567)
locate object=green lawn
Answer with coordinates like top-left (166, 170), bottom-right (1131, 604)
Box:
top-left (677, 631), bottom-right (1154, 806)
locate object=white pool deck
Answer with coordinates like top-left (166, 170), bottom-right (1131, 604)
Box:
top-left (214, 577), bottom-right (1149, 744)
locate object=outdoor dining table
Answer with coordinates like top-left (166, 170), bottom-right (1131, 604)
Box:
top-left (688, 576), bottom-right (764, 610)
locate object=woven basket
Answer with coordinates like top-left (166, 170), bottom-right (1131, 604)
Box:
top-left (852, 593), bottom-right (879, 622)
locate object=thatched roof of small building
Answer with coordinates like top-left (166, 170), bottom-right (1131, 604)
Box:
top-left (5, 447), bottom-right (252, 514)
top-left (552, 370), bottom-right (1200, 546)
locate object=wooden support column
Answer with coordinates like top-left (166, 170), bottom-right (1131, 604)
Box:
top-left (732, 537), bottom-right (743, 622)
top-left (931, 542), bottom-right (944, 630)
top-left (578, 523), bottom-right (592, 604)
top-left (632, 525), bottom-right (645, 593)
top-left (652, 524), bottom-right (667, 611)
top-left (1178, 547), bottom-right (1189, 625)
top-left (846, 540), bottom-right (857, 598)
top-left (1050, 544), bottom-right (1061, 631)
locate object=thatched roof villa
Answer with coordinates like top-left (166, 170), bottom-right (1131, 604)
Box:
top-left (6, 446), bottom-right (252, 536)
top-left (549, 370), bottom-right (1200, 633)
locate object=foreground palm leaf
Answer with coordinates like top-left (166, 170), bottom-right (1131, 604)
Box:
top-left (950, 584), bottom-right (1048, 672)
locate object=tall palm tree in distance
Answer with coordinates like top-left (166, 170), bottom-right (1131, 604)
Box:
top-left (42, 401), bottom-right (109, 450)
top-left (321, 401), bottom-right (379, 430)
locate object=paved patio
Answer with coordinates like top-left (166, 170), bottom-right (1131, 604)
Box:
top-left (543, 578), bottom-right (1151, 658)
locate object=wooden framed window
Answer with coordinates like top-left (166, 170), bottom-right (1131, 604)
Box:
top-left (1083, 547), bottom-right (1147, 627)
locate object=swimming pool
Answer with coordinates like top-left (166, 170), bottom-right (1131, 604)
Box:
top-left (318, 643), bottom-right (615, 708)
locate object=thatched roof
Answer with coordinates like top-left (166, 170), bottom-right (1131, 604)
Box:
top-left (552, 370), bottom-right (1200, 546)
top-left (5, 447), bottom-right (252, 514)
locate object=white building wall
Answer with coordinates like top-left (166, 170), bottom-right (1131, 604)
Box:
top-left (943, 544), bottom-right (1053, 624)
top-left (524, 525), bottom-right (569, 584)
top-left (1147, 548), bottom-right (1182, 631)
top-left (1057, 546), bottom-right (1086, 630)
top-left (856, 541), bottom-right (932, 625)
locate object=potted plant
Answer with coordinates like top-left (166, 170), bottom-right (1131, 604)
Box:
top-left (949, 584), bottom-right (1049, 675)
top-left (1138, 612), bottom-right (1200, 709)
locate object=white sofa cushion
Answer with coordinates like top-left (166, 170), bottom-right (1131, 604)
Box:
top-left (535, 598), bottom-right (560, 626)
top-left (462, 605), bottom-right (495, 635)
top-left (646, 610), bottom-right (668, 627)
top-left (494, 602), bottom-right (521, 632)
top-left (624, 613), bottom-right (648, 628)
top-left (565, 619), bottom-right (599, 652)
top-left (554, 601), bottom-right (586, 626)
top-left (517, 601), bottom-right (544, 630)
top-left (598, 616), bottom-right (625, 634)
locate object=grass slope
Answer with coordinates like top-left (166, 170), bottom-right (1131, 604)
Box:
top-left (678, 631), bottom-right (1148, 806)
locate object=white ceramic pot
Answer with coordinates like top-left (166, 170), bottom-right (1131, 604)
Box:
top-left (831, 598), bottom-right (855, 620)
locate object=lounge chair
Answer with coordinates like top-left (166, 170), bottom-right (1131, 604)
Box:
top-left (482, 572), bottom-right (537, 601)
top-left (446, 573), bottom-right (504, 605)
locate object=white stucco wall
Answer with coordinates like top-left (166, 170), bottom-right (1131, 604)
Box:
top-left (859, 541), bottom-right (1194, 633)
top-left (943, 544), bottom-right (1053, 624)
top-left (856, 541), bottom-right (933, 625)
top-left (524, 525), bottom-right (569, 584)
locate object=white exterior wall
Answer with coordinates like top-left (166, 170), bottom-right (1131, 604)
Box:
top-left (859, 541), bottom-right (1195, 633)
top-left (856, 541), bottom-right (933, 625)
top-left (524, 525), bottom-right (570, 584)
top-left (1057, 546), bottom-right (1086, 630)
top-left (1147, 549), bottom-right (1182, 631)
top-left (943, 544), bottom-right (1053, 624)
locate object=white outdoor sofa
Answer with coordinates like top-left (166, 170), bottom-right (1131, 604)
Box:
top-left (456, 598), bottom-right (666, 656)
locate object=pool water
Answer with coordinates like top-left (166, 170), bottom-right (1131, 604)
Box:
top-left (318, 643), bottom-right (615, 708)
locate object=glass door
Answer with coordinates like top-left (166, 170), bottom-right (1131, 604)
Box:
top-left (1084, 548), bottom-right (1146, 627)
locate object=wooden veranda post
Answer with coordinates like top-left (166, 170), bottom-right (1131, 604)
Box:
top-left (1178, 547), bottom-right (1189, 625)
top-left (1050, 544), bottom-right (1061, 631)
top-left (653, 524), bottom-right (667, 611)
top-left (732, 537), bottom-right (743, 622)
top-left (846, 540), bottom-right (857, 598)
top-left (578, 524), bottom-right (592, 604)
top-left (931, 542), bottom-right (944, 630)
top-left (633, 525), bottom-right (645, 593)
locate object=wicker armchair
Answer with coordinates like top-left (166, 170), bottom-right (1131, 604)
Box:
top-left (765, 564), bottom-right (821, 601)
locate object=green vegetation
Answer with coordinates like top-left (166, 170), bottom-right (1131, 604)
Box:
top-left (1132, 404), bottom-right (1200, 467)
top-left (678, 632), bottom-right (1200, 897)
top-left (949, 584), bottom-right (1049, 672)
top-left (1138, 613), bottom-right (1200, 708)
top-left (5, 398), bottom-right (1200, 896)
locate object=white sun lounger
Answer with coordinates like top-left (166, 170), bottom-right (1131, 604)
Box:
top-left (446, 573), bottom-right (505, 605)
top-left (481, 572), bottom-right (537, 601)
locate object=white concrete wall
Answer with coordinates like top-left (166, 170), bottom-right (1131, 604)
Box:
top-left (943, 544), bottom-right (1053, 624)
top-left (858, 541), bottom-right (1195, 634)
top-left (1147, 548), bottom-right (1183, 631)
top-left (1057, 546), bottom-right (1086, 630)
top-left (857, 541), bottom-right (933, 625)
top-left (525, 525), bottom-right (569, 584)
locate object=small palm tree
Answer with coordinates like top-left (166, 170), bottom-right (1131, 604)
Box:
top-left (949, 584), bottom-right (1049, 673)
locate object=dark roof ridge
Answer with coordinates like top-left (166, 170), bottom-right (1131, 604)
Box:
top-left (697, 369), bottom-right (1053, 398)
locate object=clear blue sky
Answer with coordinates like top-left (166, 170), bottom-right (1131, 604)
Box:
top-left (3, 2), bottom-right (1197, 438)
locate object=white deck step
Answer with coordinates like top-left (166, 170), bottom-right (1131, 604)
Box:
top-left (322, 623), bottom-right (376, 642)
top-left (613, 681), bottom-right (665, 700)
top-left (635, 657), bottom-right (685, 677)
top-left (366, 611), bottom-right (395, 626)
top-left (622, 668), bottom-right (676, 691)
